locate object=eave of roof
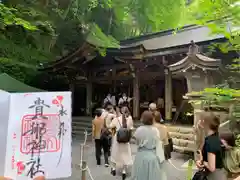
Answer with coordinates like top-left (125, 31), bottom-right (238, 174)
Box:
top-left (120, 25), bottom-right (225, 50)
top-left (39, 42), bottom-right (94, 71)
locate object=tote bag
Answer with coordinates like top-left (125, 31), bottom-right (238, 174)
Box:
top-left (152, 127), bottom-right (165, 163)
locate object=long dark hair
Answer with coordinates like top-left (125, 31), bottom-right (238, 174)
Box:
top-left (121, 106), bottom-right (130, 128)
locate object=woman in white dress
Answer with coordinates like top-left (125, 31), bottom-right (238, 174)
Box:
top-left (109, 106), bottom-right (133, 180)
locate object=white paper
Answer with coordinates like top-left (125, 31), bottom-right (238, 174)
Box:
top-left (0, 90), bottom-right (11, 176)
top-left (4, 92), bottom-right (72, 179)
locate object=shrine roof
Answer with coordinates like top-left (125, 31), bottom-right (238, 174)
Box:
top-left (120, 25), bottom-right (225, 50)
top-left (39, 24), bottom-right (227, 72)
top-left (168, 42), bottom-right (222, 74)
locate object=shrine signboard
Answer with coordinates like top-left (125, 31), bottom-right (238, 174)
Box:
top-left (0, 91), bottom-right (72, 180)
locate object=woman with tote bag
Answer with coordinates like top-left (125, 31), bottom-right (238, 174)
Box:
top-left (131, 111), bottom-right (166, 180)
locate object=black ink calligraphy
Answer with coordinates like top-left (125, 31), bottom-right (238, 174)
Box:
top-left (29, 97), bottom-right (50, 119)
top-left (58, 122), bottom-right (67, 139)
top-left (22, 122), bottom-right (46, 139)
top-left (22, 122), bottom-right (47, 157)
top-left (24, 97), bottom-right (49, 178)
top-left (56, 98), bottom-right (67, 166)
top-left (59, 105), bottom-right (67, 116)
top-left (26, 156), bottom-right (44, 178)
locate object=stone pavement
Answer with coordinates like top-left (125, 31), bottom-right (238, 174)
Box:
top-left (57, 140), bottom-right (195, 180)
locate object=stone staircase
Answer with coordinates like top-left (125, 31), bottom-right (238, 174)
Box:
top-left (72, 116), bottom-right (92, 139)
top-left (133, 122), bottom-right (195, 154)
top-left (167, 125), bottom-right (195, 154)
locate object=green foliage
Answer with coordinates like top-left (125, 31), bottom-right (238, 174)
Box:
top-left (188, 87), bottom-right (240, 106)
top-left (187, 159), bottom-right (193, 180)
top-left (186, 0), bottom-right (240, 72)
top-left (0, 3), bottom-right (37, 30)
top-left (0, 2), bottom-right (56, 84)
top-left (0, 57), bottom-right (36, 81)
top-left (188, 87), bottom-right (240, 144)
top-left (236, 134), bottom-right (240, 147)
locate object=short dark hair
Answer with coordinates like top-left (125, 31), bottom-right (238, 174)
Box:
top-left (95, 108), bottom-right (103, 117)
top-left (141, 111), bottom-right (153, 125)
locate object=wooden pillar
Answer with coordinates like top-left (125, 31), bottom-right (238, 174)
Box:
top-left (86, 73), bottom-right (92, 116)
top-left (112, 68), bottom-right (116, 93)
top-left (164, 68), bottom-right (172, 120)
top-left (133, 72), bottom-right (140, 119)
top-left (66, 71), bottom-right (76, 115)
top-left (69, 83), bottom-right (75, 113)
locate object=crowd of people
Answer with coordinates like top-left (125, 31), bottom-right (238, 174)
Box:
top-left (91, 93), bottom-right (240, 180)
top-left (92, 95), bottom-right (174, 180)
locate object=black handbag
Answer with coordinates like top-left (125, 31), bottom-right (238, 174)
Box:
top-left (168, 138), bottom-right (173, 152)
top-left (100, 117), bottom-right (111, 141)
top-left (192, 169), bottom-right (208, 180)
top-left (164, 144), bottom-right (171, 160)
top-left (116, 117), bottom-right (131, 143)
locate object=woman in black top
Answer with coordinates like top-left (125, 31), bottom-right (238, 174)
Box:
top-left (196, 112), bottom-right (227, 180)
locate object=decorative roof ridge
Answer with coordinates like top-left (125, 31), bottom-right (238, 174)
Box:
top-left (168, 41), bottom-right (222, 73)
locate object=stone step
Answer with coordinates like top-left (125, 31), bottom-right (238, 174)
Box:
top-left (172, 138), bottom-right (195, 149)
top-left (167, 125), bottom-right (195, 153)
top-left (72, 116), bottom-right (92, 138)
top-left (169, 132), bottom-right (194, 141)
top-left (167, 125), bottom-right (194, 134)
top-left (173, 145), bottom-right (195, 153)
top-left (72, 116), bottom-right (92, 123)
top-left (72, 125), bottom-right (91, 131)
top-left (72, 121), bottom-right (92, 127)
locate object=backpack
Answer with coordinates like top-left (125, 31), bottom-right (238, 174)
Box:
top-left (116, 116), bottom-right (131, 143)
top-left (100, 116), bottom-right (111, 141)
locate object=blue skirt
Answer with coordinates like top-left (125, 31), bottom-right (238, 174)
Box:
top-left (131, 150), bottom-right (166, 180)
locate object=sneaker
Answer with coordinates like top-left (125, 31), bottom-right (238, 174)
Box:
top-left (105, 163), bottom-right (109, 167)
top-left (111, 168), bottom-right (116, 176)
top-left (122, 172), bottom-right (126, 180)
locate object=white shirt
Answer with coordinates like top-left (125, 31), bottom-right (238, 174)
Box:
top-left (118, 96), bottom-right (132, 105)
top-left (103, 96), bottom-right (116, 106)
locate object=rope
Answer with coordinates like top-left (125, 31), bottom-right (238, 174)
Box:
top-left (167, 159), bottom-right (187, 171)
top-left (220, 120), bottom-right (230, 128)
top-left (78, 129), bottom-right (95, 180)
top-left (86, 167), bottom-right (95, 180)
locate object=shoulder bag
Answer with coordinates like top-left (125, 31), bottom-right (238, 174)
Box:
top-left (100, 117), bottom-right (111, 141)
top-left (192, 169), bottom-right (208, 180)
